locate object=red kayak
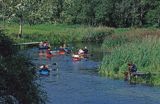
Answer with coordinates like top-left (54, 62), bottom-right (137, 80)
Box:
top-left (58, 51), bottom-right (65, 55)
top-left (72, 57), bottom-right (81, 61)
top-left (46, 53), bottom-right (53, 58)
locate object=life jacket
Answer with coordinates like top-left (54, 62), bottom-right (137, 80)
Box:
top-left (83, 49), bottom-right (88, 54)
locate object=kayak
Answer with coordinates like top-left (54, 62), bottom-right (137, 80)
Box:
top-left (72, 57), bottom-right (81, 61)
top-left (64, 48), bottom-right (72, 54)
top-left (82, 54), bottom-right (89, 58)
top-left (58, 51), bottom-right (65, 55)
top-left (72, 54), bottom-right (81, 61)
top-left (39, 46), bottom-right (49, 50)
top-left (46, 53), bottom-right (53, 58)
top-left (72, 53), bottom-right (89, 61)
top-left (39, 69), bottom-right (50, 75)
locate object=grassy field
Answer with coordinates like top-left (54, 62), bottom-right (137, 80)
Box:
top-left (99, 28), bottom-right (160, 86)
top-left (4, 23), bottom-right (113, 44)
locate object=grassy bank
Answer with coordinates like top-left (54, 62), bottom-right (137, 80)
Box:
top-left (4, 23), bottom-right (113, 44)
top-left (99, 28), bottom-right (160, 86)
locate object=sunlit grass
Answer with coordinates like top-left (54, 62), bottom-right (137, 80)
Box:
top-left (5, 23), bottom-right (113, 44)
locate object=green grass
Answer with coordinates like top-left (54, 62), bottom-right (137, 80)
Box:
top-left (4, 23), bottom-right (113, 44)
top-left (99, 28), bottom-right (160, 86)
top-left (102, 28), bottom-right (160, 49)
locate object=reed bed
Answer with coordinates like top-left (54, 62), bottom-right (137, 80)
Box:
top-left (100, 29), bottom-right (160, 86)
top-left (102, 28), bottom-right (160, 49)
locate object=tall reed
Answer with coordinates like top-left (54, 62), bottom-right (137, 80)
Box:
top-left (100, 33), bottom-right (160, 85)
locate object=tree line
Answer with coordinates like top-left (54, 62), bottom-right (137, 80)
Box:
top-left (0, 0), bottom-right (160, 27)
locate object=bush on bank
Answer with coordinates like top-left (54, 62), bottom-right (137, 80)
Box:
top-left (0, 30), bottom-right (46, 104)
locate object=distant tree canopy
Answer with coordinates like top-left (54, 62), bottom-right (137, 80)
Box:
top-left (1, 0), bottom-right (160, 27)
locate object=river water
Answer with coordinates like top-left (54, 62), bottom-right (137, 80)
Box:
top-left (26, 43), bottom-right (160, 104)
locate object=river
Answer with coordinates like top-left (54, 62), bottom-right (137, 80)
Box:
top-left (26, 42), bottom-right (160, 104)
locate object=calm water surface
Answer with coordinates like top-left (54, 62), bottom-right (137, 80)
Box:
top-left (26, 43), bottom-right (160, 104)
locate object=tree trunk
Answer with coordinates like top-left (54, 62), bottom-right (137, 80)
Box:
top-left (18, 16), bottom-right (23, 38)
top-left (158, 18), bottom-right (160, 27)
top-left (2, 0), bottom-right (5, 29)
top-left (139, 11), bottom-right (143, 27)
top-left (3, 15), bottom-right (5, 29)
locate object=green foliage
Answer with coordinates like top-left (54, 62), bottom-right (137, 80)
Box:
top-left (0, 30), bottom-right (17, 57)
top-left (0, 30), bottom-right (45, 104)
top-left (1, 0), bottom-right (160, 27)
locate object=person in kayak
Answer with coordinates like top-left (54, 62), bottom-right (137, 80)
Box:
top-left (46, 48), bottom-right (52, 55)
top-left (39, 41), bottom-right (43, 49)
top-left (59, 46), bottom-right (65, 52)
top-left (78, 48), bottom-right (84, 55)
top-left (83, 46), bottom-right (89, 54)
top-left (40, 65), bottom-right (49, 70)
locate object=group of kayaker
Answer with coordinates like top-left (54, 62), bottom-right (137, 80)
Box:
top-left (38, 41), bottom-right (90, 75)
top-left (39, 41), bottom-right (88, 58)
top-left (39, 41), bottom-right (89, 69)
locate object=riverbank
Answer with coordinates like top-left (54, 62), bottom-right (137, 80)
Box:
top-left (99, 28), bottom-right (160, 86)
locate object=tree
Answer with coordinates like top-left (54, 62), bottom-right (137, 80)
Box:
top-left (146, 0), bottom-right (160, 27)
top-left (2, 0), bottom-right (42, 37)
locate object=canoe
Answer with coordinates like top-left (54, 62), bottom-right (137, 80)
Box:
top-left (39, 69), bottom-right (50, 75)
